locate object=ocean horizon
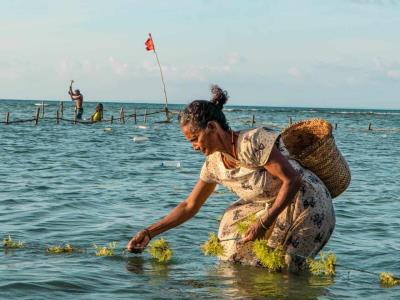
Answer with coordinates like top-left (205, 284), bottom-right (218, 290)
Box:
top-left (1, 98), bottom-right (399, 112)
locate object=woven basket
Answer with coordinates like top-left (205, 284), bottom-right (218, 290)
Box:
top-left (281, 119), bottom-right (351, 198)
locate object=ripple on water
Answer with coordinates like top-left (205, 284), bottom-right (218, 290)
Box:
top-left (1, 102), bottom-right (400, 298)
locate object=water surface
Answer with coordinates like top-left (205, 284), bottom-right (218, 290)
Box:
top-left (1, 100), bottom-right (399, 299)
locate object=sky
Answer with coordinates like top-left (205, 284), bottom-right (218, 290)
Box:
top-left (0, 0), bottom-right (399, 109)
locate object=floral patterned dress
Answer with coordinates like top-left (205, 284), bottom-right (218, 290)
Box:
top-left (200, 127), bottom-right (335, 270)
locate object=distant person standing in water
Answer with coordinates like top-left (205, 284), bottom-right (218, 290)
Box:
top-left (68, 80), bottom-right (84, 120)
top-left (90, 103), bottom-right (103, 123)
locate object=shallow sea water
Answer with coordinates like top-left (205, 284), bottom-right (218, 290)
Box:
top-left (1, 100), bottom-right (400, 299)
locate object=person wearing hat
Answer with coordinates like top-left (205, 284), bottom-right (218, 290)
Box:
top-left (126, 85), bottom-right (336, 272)
top-left (68, 80), bottom-right (84, 120)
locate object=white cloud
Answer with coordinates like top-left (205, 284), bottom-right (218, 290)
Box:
top-left (287, 67), bottom-right (302, 79)
top-left (372, 57), bottom-right (400, 80)
top-left (386, 70), bottom-right (400, 79)
top-left (226, 52), bottom-right (245, 65)
top-left (0, 60), bottom-right (25, 80)
top-left (141, 61), bottom-right (159, 73)
top-left (108, 56), bottom-right (128, 76)
top-left (52, 51), bottom-right (243, 84)
top-left (137, 52), bottom-right (244, 82)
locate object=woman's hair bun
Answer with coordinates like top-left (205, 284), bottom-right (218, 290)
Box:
top-left (210, 84), bottom-right (229, 110)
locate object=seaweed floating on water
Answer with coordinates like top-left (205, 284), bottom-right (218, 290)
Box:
top-left (148, 238), bottom-right (172, 263)
top-left (235, 213), bottom-right (257, 236)
top-left (380, 272), bottom-right (400, 287)
top-left (93, 241), bottom-right (118, 256)
top-left (3, 235), bottom-right (24, 249)
top-left (307, 251), bottom-right (336, 276)
top-left (252, 240), bottom-right (286, 272)
top-left (201, 232), bottom-right (225, 256)
top-left (47, 244), bottom-right (74, 254)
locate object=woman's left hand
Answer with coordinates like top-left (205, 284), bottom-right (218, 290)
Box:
top-left (239, 220), bottom-right (267, 244)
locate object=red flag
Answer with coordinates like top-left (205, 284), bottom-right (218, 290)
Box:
top-left (145, 37), bottom-right (154, 51)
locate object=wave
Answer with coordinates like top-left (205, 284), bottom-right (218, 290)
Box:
top-left (327, 111), bottom-right (400, 116)
top-left (225, 107), bottom-right (400, 116)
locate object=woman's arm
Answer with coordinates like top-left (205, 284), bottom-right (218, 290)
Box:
top-left (240, 146), bottom-right (301, 243)
top-left (127, 179), bottom-right (216, 252)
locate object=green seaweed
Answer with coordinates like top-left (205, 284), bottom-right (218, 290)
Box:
top-left (307, 251), bottom-right (336, 276)
top-left (235, 213), bottom-right (257, 236)
top-left (201, 232), bottom-right (225, 256)
top-left (148, 238), bottom-right (172, 263)
top-left (93, 241), bottom-right (118, 256)
top-left (252, 240), bottom-right (286, 271)
top-left (3, 235), bottom-right (24, 249)
top-left (380, 272), bottom-right (400, 287)
top-left (47, 244), bottom-right (74, 254)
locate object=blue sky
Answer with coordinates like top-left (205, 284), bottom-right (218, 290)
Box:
top-left (0, 0), bottom-right (399, 109)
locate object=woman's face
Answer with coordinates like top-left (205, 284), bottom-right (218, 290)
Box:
top-left (181, 123), bottom-right (217, 156)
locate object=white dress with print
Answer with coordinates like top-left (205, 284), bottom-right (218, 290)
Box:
top-left (200, 127), bottom-right (335, 269)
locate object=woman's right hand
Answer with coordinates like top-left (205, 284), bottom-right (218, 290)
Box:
top-left (126, 230), bottom-right (151, 253)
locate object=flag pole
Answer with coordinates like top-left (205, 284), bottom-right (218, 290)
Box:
top-left (149, 33), bottom-right (169, 112)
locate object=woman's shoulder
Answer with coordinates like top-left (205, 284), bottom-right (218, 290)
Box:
top-left (239, 127), bottom-right (278, 145)
top-left (204, 151), bottom-right (222, 168)
top-left (237, 127), bottom-right (279, 167)
top-left (200, 152), bottom-right (224, 183)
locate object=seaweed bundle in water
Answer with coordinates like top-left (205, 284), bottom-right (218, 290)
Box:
top-left (201, 232), bottom-right (225, 256)
top-left (148, 238), bottom-right (172, 263)
top-left (47, 244), bottom-right (74, 254)
top-left (252, 240), bottom-right (285, 272)
top-left (93, 241), bottom-right (118, 256)
top-left (307, 251), bottom-right (336, 276)
top-left (380, 272), bottom-right (400, 287)
top-left (3, 235), bottom-right (24, 249)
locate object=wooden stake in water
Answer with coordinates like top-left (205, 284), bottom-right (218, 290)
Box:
top-left (289, 116), bottom-right (293, 125)
top-left (5, 112), bottom-right (10, 125)
top-left (251, 114), bottom-right (255, 127)
top-left (110, 115), bottom-right (114, 124)
top-left (165, 107), bottom-right (171, 123)
top-left (120, 107), bottom-right (125, 124)
top-left (144, 109), bottom-right (147, 123)
top-left (134, 109), bottom-right (137, 124)
top-left (35, 107), bottom-right (40, 125)
top-left (368, 122), bottom-right (372, 130)
top-left (41, 101), bottom-right (45, 118)
top-left (56, 109), bottom-right (60, 124)
top-left (60, 101), bottom-right (64, 118)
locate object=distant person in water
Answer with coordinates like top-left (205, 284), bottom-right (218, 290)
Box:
top-left (90, 103), bottom-right (103, 123)
top-left (68, 80), bottom-right (84, 120)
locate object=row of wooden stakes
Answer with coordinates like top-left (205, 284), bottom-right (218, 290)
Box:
top-left (287, 116), bottom-right (374, 131)
top-left (0, 102), bottom-right (379, 131)
top-left (1, 101), bottom-right (171, 125)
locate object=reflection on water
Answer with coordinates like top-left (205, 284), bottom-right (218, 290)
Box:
top-left (149, 260), bottom-right (170, 280)
top-left (126, 256), bottom-right (145, 275)
top-left (126, 256), bottom-right (170, 280)
top-left (125, 257), bottom-right (334, 299)
top-left (207, 262), bottom-right (333, 299)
